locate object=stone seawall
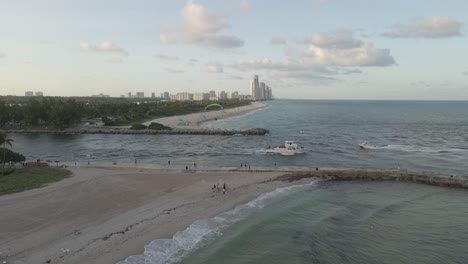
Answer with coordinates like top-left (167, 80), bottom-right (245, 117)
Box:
top-left (1, 127), bottom-right (269, 136)
top-left (276, 169), bottom-right (468, 189)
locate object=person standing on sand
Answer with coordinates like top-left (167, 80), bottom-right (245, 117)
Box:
top-left (223, 183), bottom-right (227, 195)
top-left (168, 160), bottom-right (171, 165)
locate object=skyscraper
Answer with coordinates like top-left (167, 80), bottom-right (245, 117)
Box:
top-left (260, 82), bottom-right (266, 100)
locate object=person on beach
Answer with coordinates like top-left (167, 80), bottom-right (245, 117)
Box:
top-left (168, 160), bottom-right (171, 165)
top-left (185, 166), bottom-right (188, 170)
top-left (194, 163), bottom-right (197, 168)
top-left (223, 183), bottom-right (227, 195)
top-left (248, 165), bottom-right (251, 170)
top-left (135, 159), bottom-right (137, 165)
top-left (241, 164), bottom-right (243, 168)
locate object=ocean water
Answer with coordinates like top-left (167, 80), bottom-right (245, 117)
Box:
top-left (7, 100), bottom-right (468, 263)
top-left (9, 100), bottom-right (468, 176)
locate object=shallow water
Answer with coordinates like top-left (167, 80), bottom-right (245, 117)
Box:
top-left (181, 181), bottom-right (468, 264)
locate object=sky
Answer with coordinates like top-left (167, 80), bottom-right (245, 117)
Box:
top-left (0, 0), bottom-right (467, 99)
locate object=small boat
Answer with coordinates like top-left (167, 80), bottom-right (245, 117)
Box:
top-left (266, 141), bottom-right (305, 155)
top-left (359, 142), bottom-right (376, 149)
top-left (299, 130), bottom-right (304, 134)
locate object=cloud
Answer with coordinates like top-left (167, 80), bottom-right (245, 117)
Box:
top-left (0, 52), bottom-right (5, 58)
top-left (165, 68), bottom-right (184, 73)
top-left (304, 29), bottom-right (395, 67)
top-left (108, 58), bottom-right (124, 64)
top-left (381, 17), bottom-right (463, 38)
top-left (270, 36), bottom-right (286, 45)
top-left (462, 71), bottom-right (468, 76)
top-left (308, 42), bottom-right (395, 66)
top-left (238, 0), bottom-right (250, 11)
top-left (305, 29), bottom-right (363, 49)
top-left (80, 42), bottom-right (128, 56)
top-left (190, 58), bottom-right (199, 63)
top-left (159, 0), bottom-right (244, 49)
top-left (201, 62), bottom-right (223, 73)
top-left (229, 58), bottom-right (339, 81)
top-left (156, 54), bottom-right (179, 61)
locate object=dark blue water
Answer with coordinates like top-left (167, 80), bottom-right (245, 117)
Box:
top-left (9, 100), bottom-right (468, 176)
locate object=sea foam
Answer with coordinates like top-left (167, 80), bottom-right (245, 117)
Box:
top-left (117, 181), bottom-right (316, 264)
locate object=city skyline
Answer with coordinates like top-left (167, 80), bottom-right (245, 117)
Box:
top-left (1, 0), bottom-right (468, 99)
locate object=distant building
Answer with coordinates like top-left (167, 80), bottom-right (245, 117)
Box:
top-left (25, 91), bottom-right (34, 97)
top-left (35, 91), bottom-right (43, 97)
top-left (193, 93), bottom-right (210, 101)
top-left (136, 92), bottom-right (145, 98)
top-left (171, 92), bottom-right (192, 101)
top-left (161, 92), bottom-right (170, 100)
top-left (259, 82), bottom-right (266, 100)
top-left (127, 92), bottom-right (132, 98)
top-left (219, 91), bottom-right (227, 100)
top-left (231, 91), bottom-right (240, 99)
top-left (151, 92), bottom-right (156, 98)
top-left (209, 90), bottom-right (217, 98)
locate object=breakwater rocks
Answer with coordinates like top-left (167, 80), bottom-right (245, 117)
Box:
top-left (1, 127), bottom-right (269, 136)
top-left (278, 169), bottom-right (468, 189)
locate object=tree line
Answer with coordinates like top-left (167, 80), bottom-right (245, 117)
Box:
top-left (0, 97), bottom-right (250, 128)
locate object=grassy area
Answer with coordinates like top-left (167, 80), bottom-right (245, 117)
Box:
top-left (0, 166), bottom-right (71, 195)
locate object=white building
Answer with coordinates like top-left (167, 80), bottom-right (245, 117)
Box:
top-left (219, 91), bottom-right (227, 100)
top-left (25, 91), bottom-right (34, 97)
top-left (35, 91), bottom-right (43, 97)
top-left (193, 93), bottom-right (210, 101)
top-left (136, 92), bottom-right (145, 98)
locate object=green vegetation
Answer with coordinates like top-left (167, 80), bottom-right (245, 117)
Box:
top-left (148, 122), bottom-right (172, 130)
top-left (0, 96), bottom-right (250, 128)
top-left (130, 123), bottom-right (147, 130)
top-left (0, 148), bottom-right (26, 164)
top-left (0, 166), bottom-right (71, 195)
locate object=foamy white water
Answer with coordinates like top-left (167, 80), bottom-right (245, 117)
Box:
top-left (117, 181), bottom-right (317, 264)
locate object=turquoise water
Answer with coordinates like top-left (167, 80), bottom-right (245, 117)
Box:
top-left (181, 181), bottom-right (468, 264)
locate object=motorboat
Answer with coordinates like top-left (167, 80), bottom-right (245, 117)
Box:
top-left (266, 141), bottom-right (305, 155)
top-left (359, 142), bottom-right (376, 149)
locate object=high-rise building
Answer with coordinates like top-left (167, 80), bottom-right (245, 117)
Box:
top-left (25, 91), bottom-right (34, 97)
top-left (219, 91), bottom-right (227, 100)
top-left (254, 75), bottom-right (260, 99)
top-left (151, 92), bottom-right (155, 98)
top-left (127, 92), bottom-right (132, 98)
top-left (35, 91), bottom-right (43, 97)
top-left (209, 90), bottom-right (216, 98)
top-left (136, 92), bottom-right (144, 98)
top-left (259, 82), bottom-right (266, 100)
top-left (161, 92), bottom-right (170, 100)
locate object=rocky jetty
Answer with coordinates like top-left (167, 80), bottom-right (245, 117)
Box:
top-left (1, 127), bottom-right (269, 136)
top-left (277, 169), bottom-right (468, 189)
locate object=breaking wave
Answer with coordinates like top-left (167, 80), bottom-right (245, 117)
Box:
top-left (117, 181), bottom-right (316, 264)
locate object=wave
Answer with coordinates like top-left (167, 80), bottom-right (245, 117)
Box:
top-left (117, 181), bottom-right (317, 264)
top-left (374, 144), bottom-right (468, 153)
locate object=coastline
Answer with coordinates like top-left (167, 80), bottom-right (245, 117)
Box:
top-left (143, 101), bottom-right (269, 129)
top-left (0, 166), bottom-right (465, 264)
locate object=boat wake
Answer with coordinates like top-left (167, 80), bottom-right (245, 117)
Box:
top-left (117, 181), bottom-right (317, 264)
top-left (379, 145), bottom-right (468, 153)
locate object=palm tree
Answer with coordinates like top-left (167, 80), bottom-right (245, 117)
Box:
top-left (1, 132), bottom-right (14, 173)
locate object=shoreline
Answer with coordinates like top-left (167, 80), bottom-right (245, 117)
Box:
top-left (0, 166), bottom-right (465, 264)
top-left (143, 101), bottom-right (269, 129)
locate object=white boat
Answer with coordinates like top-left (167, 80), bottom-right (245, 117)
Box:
top-left (359, 142), bottom-right (376, 149)
top-left (266, 141), bottom-right (305, 155)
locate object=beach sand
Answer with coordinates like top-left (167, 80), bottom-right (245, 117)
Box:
top-left (0, 166), bottom-right (310, 264)
top-left (143, 101), bottom-right (268, 129)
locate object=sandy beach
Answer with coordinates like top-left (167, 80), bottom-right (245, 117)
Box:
top-left (143, 101), bottom-right (268, 129)
top-left (0, 166), bottom-right (311, 264)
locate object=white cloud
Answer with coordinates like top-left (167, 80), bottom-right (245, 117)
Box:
top-left (79, 42), bottom-right (128, 56)
top-left (305, 29), bottom-right (362, 49)
top-left (156, 54), bottom-right (179, 61)
top-left (108, 57), bottom-right (124, 64)
top-left (308, 42), bottom-right (395, 66)
top-left (270, 36), bottom-right (286, 45)
top-left (462, 71), bottom-right (468, 76)
top-left (382, 17), bottom-right (463, 38)
top-left (159, 0), bottom-right (244, 49)
top-left (0, 52), bottom-right (5, 58)
top-left (165, 68), bottom-right (184, 73)
top-left (201, 62), bottom-right (223, 73)
top-left (304, 29), bottom-right (395, 67)
top-left (238, 0), bottom-right (250, 11)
